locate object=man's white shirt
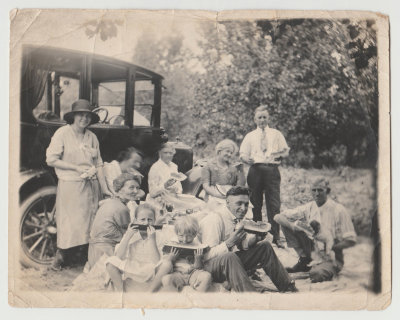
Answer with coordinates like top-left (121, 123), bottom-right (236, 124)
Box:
top-left (240, 126), bottom-right (290, 164)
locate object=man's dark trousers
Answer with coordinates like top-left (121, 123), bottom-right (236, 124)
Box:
top-left (247, 163), bottom-right (281, 241)
top-left (204, 241), bottom-right (291, 292)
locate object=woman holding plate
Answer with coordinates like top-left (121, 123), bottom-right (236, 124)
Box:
top-left (147, 143), bottom-right (204, 215)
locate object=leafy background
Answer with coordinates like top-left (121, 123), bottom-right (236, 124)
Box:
top-left (84, 18), bottom-right (378, 236)
top-left (128, 19), bottom-right (378, 169)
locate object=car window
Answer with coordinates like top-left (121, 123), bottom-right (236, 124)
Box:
top-left (134, 80), bottom-right (154, 126)
top-left (59, 77), bottom-right (80, 118)
top-left (97, 81), bottom-right (126, 125)
top-left (34, 73), bottom-right (79, 122)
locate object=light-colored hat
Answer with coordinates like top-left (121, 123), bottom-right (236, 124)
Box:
top-left (215, 139), bottom-right (238, 154)
top-left (63, 99), bottom-right (100, 125)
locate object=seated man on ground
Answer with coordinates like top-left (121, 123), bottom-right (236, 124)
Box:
top-left (161, 215), bottom-right (212, 292)
top-left (274, 178), bottom-right (356, 282)
top-left (198, 186), bottom-right (297, 292)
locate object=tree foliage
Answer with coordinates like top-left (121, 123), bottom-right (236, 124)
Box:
top-left (132, 32), bottom-right (196, 143)
top-left (83, 19), bottom-right (123, 41)
top-left (123, 19), bottom-right (378, 168)
top-left (188, 19), bottom-right (378, 168)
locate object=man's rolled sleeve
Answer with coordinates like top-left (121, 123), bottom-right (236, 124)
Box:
top-left (280, 203), bottom-right (308, 222)
top-left (204, 242), bottom-right (230, 261)
top-left (239, 134), bottom-right (251, 159)
top-left (338, 207), bottom-right (357, 242)
top-left (277, 131), bottom-right (290, 156)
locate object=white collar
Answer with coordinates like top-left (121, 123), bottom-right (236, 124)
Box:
top-left (157, 158), bottom-right (173, 167)
top-left (316, 197), bottom-right (332, 209)
top-left (222, 205), bottom-right (241, 223)
top-left (256, 126), bottom-right (270, 133)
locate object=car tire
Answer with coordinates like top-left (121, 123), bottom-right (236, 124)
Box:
top-left (19, 186), bottom-right (58, 269)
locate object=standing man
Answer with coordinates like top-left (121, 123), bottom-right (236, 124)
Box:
top-left (240, 106), bottom-right (290, 248)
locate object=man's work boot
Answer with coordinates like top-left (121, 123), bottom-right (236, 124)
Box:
top-left (286, 257), bottom-right (312, 273)
top-left (282, 279), bottom-right (298, 292)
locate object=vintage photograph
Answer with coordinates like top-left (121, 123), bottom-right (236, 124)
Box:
top-left (8, 9), bottom-right (390, 309)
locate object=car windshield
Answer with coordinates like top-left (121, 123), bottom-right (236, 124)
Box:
top-left (97, 81), bottom-right (151, 126)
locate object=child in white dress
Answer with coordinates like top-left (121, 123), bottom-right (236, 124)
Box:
top-left (106, 203), bottom-right (171, 292)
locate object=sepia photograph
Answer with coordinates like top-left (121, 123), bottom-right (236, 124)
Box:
top-left (8, 8), bottom-right (391, 310)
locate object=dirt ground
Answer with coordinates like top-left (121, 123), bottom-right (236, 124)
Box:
top-left (15, 167), bottom-right (377, 294)
top-left (17, 237), bottom-right (374, 294)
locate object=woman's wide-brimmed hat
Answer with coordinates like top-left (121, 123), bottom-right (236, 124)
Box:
top-left (63, 99), bottom-right (100, 125)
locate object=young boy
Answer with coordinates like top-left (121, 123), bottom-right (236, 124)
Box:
top-left (161, 216), bottom-right (212, 292)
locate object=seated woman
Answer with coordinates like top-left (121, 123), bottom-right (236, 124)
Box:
top-left (102, 147), bottom-right (144, 196)
top-left (147, 142), bottom-right (205, 215)
top-left (201, 139), bottom-right (245, 208)
top-left (87, 173), bottom-right (144, 270)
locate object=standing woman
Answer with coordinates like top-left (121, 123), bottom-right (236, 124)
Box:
top-left (46, 99), bottom-right (110, 270)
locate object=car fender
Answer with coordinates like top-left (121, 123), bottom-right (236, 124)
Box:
top-left (19, 169), bottom-right (56, 204)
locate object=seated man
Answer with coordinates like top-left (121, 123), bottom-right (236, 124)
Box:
top-left (198, 186), bottom-right (296, 292)
top-left (274, 178), bottom-right (356, 282)
top-left (102, 147), bottom-right (144, 196)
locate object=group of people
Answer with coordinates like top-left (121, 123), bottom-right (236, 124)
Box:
top-left (45, 99), bottom-right (357, 293)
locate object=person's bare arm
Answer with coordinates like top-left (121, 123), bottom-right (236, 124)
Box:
top-left (332, 238), bottom-right (356, 251)
top-left (114, 226), bottom-right (139, 259)
top-left (202, 183), bottom-right (225, 198)
top-left (146, 226), bottom-right (161, 263)
top-left (225, 225), bottom-right (247, 249)
top-left (274, 214), bottom-right (302, 232)
top-left (240, 154), bottom-right (255, 165)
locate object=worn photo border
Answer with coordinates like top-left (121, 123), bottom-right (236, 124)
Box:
top-left (6, 5), bottom-right (392, 313)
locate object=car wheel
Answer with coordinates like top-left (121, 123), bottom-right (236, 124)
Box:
top-left (19, 186), bottom-right (57, 269)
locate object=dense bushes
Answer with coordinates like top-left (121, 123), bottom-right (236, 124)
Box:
top-left (132, 19), bottom-right (378, 168)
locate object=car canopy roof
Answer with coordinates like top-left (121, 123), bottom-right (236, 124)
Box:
top-left (23, 45), bottom-right (164, 82)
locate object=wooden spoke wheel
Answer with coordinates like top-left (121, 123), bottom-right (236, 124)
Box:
top-left (20, 186), bottom-right (58, 268)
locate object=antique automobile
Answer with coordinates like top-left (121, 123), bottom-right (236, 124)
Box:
top-left (19, 46), bottom-right (200, 268)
